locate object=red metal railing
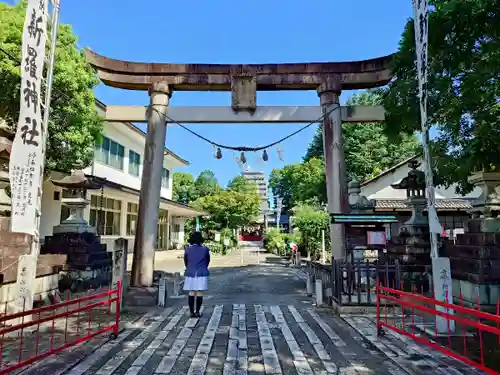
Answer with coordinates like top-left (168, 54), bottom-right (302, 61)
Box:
top-left (376, 279), bottom-right (500, 375)
top-left (0, 280), bottom-right (121, 374)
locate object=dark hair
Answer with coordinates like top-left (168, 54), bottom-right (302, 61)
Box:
top-left (189, 231), bottom-right (204, 245)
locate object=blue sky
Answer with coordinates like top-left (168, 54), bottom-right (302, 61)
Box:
top-left (7, 0), bottom-right (415, 186)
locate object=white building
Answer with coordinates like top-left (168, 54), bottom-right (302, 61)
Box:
top-left (38, 99), bottom-right (204, 251)
top-left (360, 155), bottom-right (481, 238)
top-left (242, 167), bottom-right (268, 213)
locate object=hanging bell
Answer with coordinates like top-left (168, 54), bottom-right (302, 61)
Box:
top-left (240, 152), bottom-right (247, 164)
top-left (262, 150), bottom-right (268, 162)
top-left (216, 147), bottom-right (223, 159)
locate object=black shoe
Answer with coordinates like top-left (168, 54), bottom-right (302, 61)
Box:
top-left (190, 312), bottom-right (197, 318)
top-left (195, 312), bottom-right (202, 318)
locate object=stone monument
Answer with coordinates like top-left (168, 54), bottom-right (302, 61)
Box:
top-left (441, 170), bottom-right (500, 308)
top-left (41, 162), bottom-right (112, 292)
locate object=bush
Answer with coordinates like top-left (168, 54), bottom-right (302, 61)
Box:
top-left (293, 204), bottom-right (329, 260)
top-left (263, 228), bottom-right (287, 256)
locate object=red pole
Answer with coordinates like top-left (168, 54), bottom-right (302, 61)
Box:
top-left (497, 300), bottom-right (499, 345)
top-left (376, 278), bottom-right (381, 336)
top-left (113, 280), bottom-right (122, 337)
top-left (460, 291), bottom-right (467, 357)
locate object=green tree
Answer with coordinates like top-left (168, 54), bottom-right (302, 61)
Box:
top-left (269, 158), bottom-right (326, 212)
top-left (381, 0), bottom-right (500, 194)
top-left (227, 176), bottom-right (248, 193)
top-left (192, 189), bottom-right (260, 231)
top-left (192, 170), bottom-right (221, 200)
top-left (293, 204), bottom-right (329, 260)
top-left (0, 2), bottom-right (102, 172)
top-left (305, 91), bottom-right (420, 182)
top-left (172, 171), bottom-right (195, 204)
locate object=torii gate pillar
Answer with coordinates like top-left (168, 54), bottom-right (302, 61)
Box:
top-left (131, 82), bottom-right (171, 287)
top-left (318, 82), bottom-right (347, 260)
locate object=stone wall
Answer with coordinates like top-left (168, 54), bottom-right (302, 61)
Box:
top-left (441, 233), bottom-right (500, 307)
top-left (0, 230), bottom-right (66, 307)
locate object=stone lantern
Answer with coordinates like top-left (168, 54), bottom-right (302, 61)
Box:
top-left (50, 161), bottom-right (102, 234)
top-left (390, 160), bottom-right (431, 289)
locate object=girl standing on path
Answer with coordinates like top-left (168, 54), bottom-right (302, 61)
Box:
top-left (183, 231), bottom-right (211, 317)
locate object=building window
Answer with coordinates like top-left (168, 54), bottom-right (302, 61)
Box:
top-left (126, 202), bottom-right (139, 236)
top-left (128, 150), bottom-right (141, 177)
top-left (95, 136), bottom-right (125, 170)
top-left (157, 209), bottom-right (169, 249)
top-left (161, 168), bottom-right (170, 188)
top-left (172, 223), bottom-right (181, 241)
top-left (89, 195), bottom-right (122, 235)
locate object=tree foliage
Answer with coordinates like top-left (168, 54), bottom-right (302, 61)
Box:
top-left (0, 2), bottom-right (102, 172)
top-left (172, 171), bottom-right (195, 204)
top-left (172, 170), bottom-right (260, 232)
top-left (269, 91), bottom-right (420, 212)
top-left (292, 204), bottom-right (329, 260)
top-left (305, 91), bottom-right (420, 182)
top-left (269, 158), bottom-right (326, 212)
top-left (192, 188), bottom-right (260, 231)
top-left (227, 175), bottom-right (251, 194)
top-left (381, 0), bottom-right (500, 193)
top-left (192, 170), bottom-right (221, 200)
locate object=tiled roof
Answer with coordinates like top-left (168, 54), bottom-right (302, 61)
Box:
top-left (375, 199), bottom-right (472, 210)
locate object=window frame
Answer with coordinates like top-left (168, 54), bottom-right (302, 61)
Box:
top-left (128, 150), bottom-right (141, 177)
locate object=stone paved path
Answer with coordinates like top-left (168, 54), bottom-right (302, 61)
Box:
top-left (20, 247), bottom-right (483, 375)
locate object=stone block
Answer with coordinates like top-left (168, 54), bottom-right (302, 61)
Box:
top-left (443, 245), bottom-right (500, 260)
top-left (0, 232), bottom-right (32, 248)
top-left (467, 218), bottom-right (500, 233)
top-left (455, 233), bottom-right (500, 247)
top-left (0, 218), bottom-right (10, 232)
top-left (36, 254), bottom-right (66, 276)
top-left (453, 279), bottom-right (500, 308)
top-left (0, 232), bottom-right (33, 283)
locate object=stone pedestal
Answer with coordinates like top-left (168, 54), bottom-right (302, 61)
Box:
top-left (441, 171), bottom-right (500, 309)
top-left (42, 232), bottom-right (111, 292)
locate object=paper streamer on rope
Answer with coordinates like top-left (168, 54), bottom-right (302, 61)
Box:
top-left (9, 0), bottom-right (49, 235)
top-left (412, 0), bottom-right (441, 234)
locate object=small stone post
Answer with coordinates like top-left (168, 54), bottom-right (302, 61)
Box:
top-left (111, 238), bottom-right (128, 313)
top-left (306, 274), bottom-right (314, 296)
top-left (172, 272), bottom-right (182, 297)
top-left (315, 279), bottom-right (323, 306)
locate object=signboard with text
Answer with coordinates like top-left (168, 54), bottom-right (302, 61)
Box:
top-left (9, 0), bottom-right (49, 234)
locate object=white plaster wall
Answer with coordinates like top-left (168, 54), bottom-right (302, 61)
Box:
top-left (360, 156), bottom-right (482, 200)
top-left (39, 179), bottom-right (63, 240)
top-left (83, 119), bottom-right (179, 200)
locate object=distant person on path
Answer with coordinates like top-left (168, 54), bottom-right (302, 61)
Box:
top-left (183, 231), bottom-right (210, 317)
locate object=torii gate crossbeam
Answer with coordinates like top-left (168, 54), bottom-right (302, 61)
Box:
top-left (85, 49), bottom-right (394, 287)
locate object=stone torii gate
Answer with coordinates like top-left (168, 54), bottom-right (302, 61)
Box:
top-left (85, 50), bottom-right (393, 287)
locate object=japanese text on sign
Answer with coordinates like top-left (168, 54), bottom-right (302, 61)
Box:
top-left (9, 0), bottom-right (48, 234)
